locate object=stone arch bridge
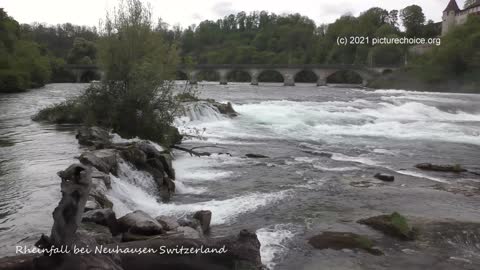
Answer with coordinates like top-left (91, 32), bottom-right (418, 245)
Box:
top-left (66, 64), bottom-right (397, 86)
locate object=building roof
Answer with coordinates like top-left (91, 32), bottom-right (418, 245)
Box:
top-left (444, 0), bottom-right (460, 12)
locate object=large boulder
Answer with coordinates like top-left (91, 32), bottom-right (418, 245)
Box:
top-left (308, 231), bottom-right (383, 255)
top-left (212, 101), bottom-right (238, 117)
top-left (357, 212), bottom-right (417, 240)
top-left (79, 149), bottom-right (118, 174)
top-left (193, 210), bottom-right (212, 233)
top-left (120, 146), bottom-right (147, 168)
top-left (154, 216), bottom-right (180, 231)
top-left (76, 126), bottom-right (112, 147)
top-left (82, 209), bottom-right (119, 235)
top-left (118, 210), bottom-right (164, 236)
top-left (415, 163), bottom-right (467, 173)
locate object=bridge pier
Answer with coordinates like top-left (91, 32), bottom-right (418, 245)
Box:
top-left (188, 70), bottom-right (198, 85)
top-left (316, 78), bottom-right (327, 86)
top-left (218, 69), bottom-right (228, 85)
top-left (250, 69), bottom-right (259, 85)
top-left (277, 69), bottom-right (299, 86)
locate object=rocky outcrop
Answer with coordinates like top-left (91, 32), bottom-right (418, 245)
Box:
top-left (308, 232), bottom-right (383, 255)
top-left (357, 212), bottom-right (417, 240)
top-left (76, 126), bottom-right (112, 147)
top-left (49, 164), bottom-right (93, 248)
top-left (415, 163), bottom-right (467, 173)
top-left (79, 149), bottom-right (118, 175)
top-left (0, 126), bottom-right (264, 270)
top-left (212, 101), bottom-right (238, 117)
top-left (193, 210), bottom-right (212, 233)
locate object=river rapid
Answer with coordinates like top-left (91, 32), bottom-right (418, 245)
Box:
top-left (1, 83), bottom-right (480, 269)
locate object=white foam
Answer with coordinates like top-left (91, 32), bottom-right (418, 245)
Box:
top-left (257, 224), bottom-right (297, 270)
top-left (395, 170), bottom-right (449, 183)
top-left (331, 153), bottom-right (379, 166)
top-left (185, 99), bottom-right (480, 146)
top-left (108, 176), bottom-right (291, 224)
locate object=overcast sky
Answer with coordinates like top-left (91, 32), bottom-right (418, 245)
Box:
top-left (0, 0), bottom-right (469, 28)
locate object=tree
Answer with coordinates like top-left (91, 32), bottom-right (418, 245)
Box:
top-left (0, 9), bottom-right (52, 92)
top-left (400, 5), bottom-right (426, 37)
top-left (89, 0), bottom-right (180, 144)
top-left (464, 0), bottom-right (477, 8)
top-left (67, 37), bottom-right (96, 64)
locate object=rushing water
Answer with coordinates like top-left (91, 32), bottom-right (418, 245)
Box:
top-left (1, 83), bottom-right (480, 269)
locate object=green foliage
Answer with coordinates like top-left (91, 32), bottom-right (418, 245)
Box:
top-left (67, 37), bottom-right (97, 64)
top-left (36, 0), bottom-right (181, 147)
top-left (0, 9), bottom-right (52, 92)
top-left (411, 15), bottom-right (480, 85)
top-left (390, 212), bottom-right (411, 238)
top-left (400, 5), bottom-right (426, 37)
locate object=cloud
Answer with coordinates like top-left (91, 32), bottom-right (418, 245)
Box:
top-left (212, 2), bottom-right (237, 16)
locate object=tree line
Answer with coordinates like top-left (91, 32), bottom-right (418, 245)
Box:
top-left (1, 2), bottom-right (479, 92)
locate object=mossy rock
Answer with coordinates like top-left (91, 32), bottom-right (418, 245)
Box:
top-left (358, 212), bottom-right (417, 240)
top-left (308, 232), bottom-right (383, 255)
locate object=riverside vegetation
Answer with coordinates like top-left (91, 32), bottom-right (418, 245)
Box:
top-left (1, 2), bottom-right (479, 92)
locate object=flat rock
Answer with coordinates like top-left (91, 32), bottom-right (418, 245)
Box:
top-left (416, 163), bottom-right (467, 173)
top-left (245, 153), bottom-right (269, 159)
top-left (308, 232), bottom-right (383, 255)
top-left (374, 173), bottom-right (395, 182)
top-left (358, 212), bottom-right (416, 240)
top-left (118, 210), bottom-right (163, 236)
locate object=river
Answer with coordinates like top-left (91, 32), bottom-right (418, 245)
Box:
top-left (1, 83), bottom-right (480, 269)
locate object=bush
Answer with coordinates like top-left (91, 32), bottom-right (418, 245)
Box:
top-left (35, 0), bottom-right (183, 147)
top-left (0, 69), bottom-right (29, 92)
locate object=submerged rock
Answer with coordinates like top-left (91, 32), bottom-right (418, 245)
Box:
top-left (374, 173), bottom-right (395, 182)
top-left (308, 232), bottom-right (383, 255)
top-left (118, 210), bottom-right (164, 236)
top-left (245, 153), bottom-right (269, 159)
top-left (358, 212), bottom-right (417, 240)
top-left (416, 163), bottom-right (467, 173)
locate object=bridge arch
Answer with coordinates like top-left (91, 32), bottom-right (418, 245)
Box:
top-left (325, 70), bottom-right (366, 85)
top-left (196, 69), bottom-right (221, 82)
top-left (294, 70), bottom-right (319, 84)
top-left (258, 70), bottom-right (284, 84)
top-left (226, 69), bottom-right (252, 82)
